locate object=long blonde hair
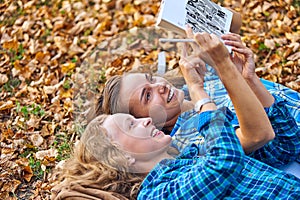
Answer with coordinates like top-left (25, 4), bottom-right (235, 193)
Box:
top-left (56, 115), bottom-right (145, 199)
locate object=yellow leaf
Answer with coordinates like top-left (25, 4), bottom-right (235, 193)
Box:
top-left (2, 40), bottom-right (18, 51)
top-left (61, 62), bottom-right (76, 73)
top-left (59, 88), bottom-right (73, 99)
top-left (123, 4), bottom-right (136, 14)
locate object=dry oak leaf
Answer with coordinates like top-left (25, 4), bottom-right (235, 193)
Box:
top-left (287, 52), bottom-right (300, 61)
top-left (30, 133), bottom-right (44, 147)
top-left (0, 73), bottom-right (8, 85)
top-left (0, 179), bottom-right (21, 195)
top-left (35, 148), bottom-right (58, 160)
top-left (0, 100), bottom-right (14, 111)
top-left (41, 123), bottom-right (56, 137)
top-left (0, 128), bottom-right (14, 141)
top-left (22, 165), bottom-right (34, 182)
top-left (16, 158), bottom-right (33, 182)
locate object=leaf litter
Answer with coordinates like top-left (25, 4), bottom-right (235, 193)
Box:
top-left (0, 0), bottom-right (299, 199)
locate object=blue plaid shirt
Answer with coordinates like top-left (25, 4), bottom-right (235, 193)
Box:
top-left (181, 65), bottom-right (300, 163)
top-left (202, 65), bottom-right (300, 128)
top-left (171, 95), bottom-right (300, 168)
top-left (138, 109), bottom-right (300, 199)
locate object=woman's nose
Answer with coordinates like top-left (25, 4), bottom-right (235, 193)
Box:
top-left (153, 83), bottom-right (166, 94)
top-left (141, 117), bottom-right (152, 127)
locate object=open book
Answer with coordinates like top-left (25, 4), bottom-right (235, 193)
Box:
top-left (156, 0), bottom-right (233, 38)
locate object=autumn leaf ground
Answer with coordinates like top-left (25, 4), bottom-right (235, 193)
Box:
top-left (0, 0), bottom-right (299, 199)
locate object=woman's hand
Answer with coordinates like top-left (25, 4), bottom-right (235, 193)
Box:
top-left (179, 43), bottom-right (206, 88)
top-left (194, 32), bottom-right (231, 72)
top-left (221, 33), bottom-right (257, 80)
top-left (179, 26), bottom-right (206, 88)
top-left (178, 26), bottom-right (210, 104)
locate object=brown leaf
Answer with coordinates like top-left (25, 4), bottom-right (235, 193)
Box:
top-left (1, 179), bottom-right (21, 194)
top-left (1, 128), bottom-right (14, 141)
top-left (30, 134), bottom-right (44, 147)
top-left (0, 100), bottom-right (14, 111)
top-left (22, 165), bottom-right (33, 182)
top-left (287, 52), bottom-right (300, 61)
top-left (2, 40), bottom-right (18, 51)
top-left (0, 73), bottom-right (8, 86)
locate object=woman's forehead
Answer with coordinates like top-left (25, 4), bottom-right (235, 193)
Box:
top-left (104, 114), bottom-right (131, 132)
top-left (120, 74), bottom-right (146, 98)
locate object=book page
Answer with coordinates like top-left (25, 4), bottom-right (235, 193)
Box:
top-left (185, 0), bottom-right (233, 36)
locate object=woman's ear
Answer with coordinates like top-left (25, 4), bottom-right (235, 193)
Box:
top-left (125, 154), bottom-right (136, 166)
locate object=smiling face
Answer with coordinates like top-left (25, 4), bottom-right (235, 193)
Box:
top-left (118, 73), bottom-right (185, 129)
top-left (103, 113), bottom-right (172, 156)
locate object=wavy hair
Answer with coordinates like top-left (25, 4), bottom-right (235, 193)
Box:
top-left (56, 115), bottom-right (145, 199)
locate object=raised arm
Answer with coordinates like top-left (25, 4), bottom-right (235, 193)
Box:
top-left (221, 33), bottom-right (275, 107)
top-left (194, 33), bottom-right (275, 154)
top-left (179, 26), bottom-right (217, 112)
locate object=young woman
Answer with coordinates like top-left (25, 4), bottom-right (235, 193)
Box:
top-left (52, 39), bottom-right (300, 199)
top-left (93, 29), bottom-right (300, 170)
top-left (52, 111), bottom-right (300, 199)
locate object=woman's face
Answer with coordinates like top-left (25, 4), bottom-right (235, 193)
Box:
top-left (103, 113), bottom-right (172, 156)
top-left (119, 73), bottom-right (185, 127)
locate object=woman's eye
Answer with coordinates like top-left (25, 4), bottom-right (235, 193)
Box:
top-left (129, 120), bottom-right (134, 129)
top-left (146, 92), bottom-right (151, 101)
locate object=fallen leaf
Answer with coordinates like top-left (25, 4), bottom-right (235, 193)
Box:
top-left (287, 52), bottom-right (300, 61)
top-left (30, 134), bottom-right (44, 147)
top-left (35, 148), bottom-right (58, 160)
top-left (0, 100), bottom-right (14, 111)
top-left (61, 62), bottom-right (76, 73)
top-left (0, 73), bottom-right (9, 85)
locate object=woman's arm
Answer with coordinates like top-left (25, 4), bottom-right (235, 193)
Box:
top-left (194, 33), bottom-right (275, 154)
top-left (249, 95), bottom-right (300, 167)
top-left (179, 41), bottom-right (217, 112)
top-left (222, 33), bottom-right (275, 107)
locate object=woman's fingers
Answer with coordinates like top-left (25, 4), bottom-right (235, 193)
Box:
top-left (221, 32), bottom-right (242, 41)
top-left (185, 25), bottom-right (194, 38)
top-left (195, 59), bottom-right (206, 76)
top-left (180, 42), bottom-right (189, 58)
top-left (185, 25), bottom-right (199, 51)
top-left (224, 40), bottom-right (244, 49)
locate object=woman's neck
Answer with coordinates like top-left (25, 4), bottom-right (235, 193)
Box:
top-left (161, 100), bottom-right (194, 132)
top-left (133, 151), bottom-right (173, 173)
top-left (182, 99), bottom-right (194, 112)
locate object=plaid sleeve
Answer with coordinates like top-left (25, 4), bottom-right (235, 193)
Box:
top-left (249, 94), bottom-right (300, 167)
top-left (138, 109), bottom-right (245, 199)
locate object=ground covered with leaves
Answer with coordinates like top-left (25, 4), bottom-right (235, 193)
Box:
top-left (0, 0), bottom-right (299, 199)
